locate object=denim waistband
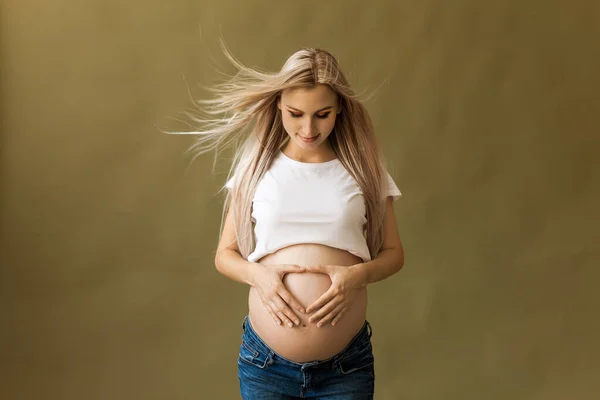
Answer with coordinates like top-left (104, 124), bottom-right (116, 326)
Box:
top-left (241, 314), bottom-right (372, 368)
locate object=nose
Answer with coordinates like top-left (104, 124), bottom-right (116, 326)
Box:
top-left (301, 119), bottom-right (316, 137)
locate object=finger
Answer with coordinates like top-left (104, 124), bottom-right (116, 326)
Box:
top-left (309, 297), bottom-right (341, 324)
top-left (265, 303), bottom-right (282, 326)
top-left (306, 287), bottom-right (337, 314)
top-left (271, 299), bottom-right (295, 328)
top-left (270, 302), bottom-right (288, 326)
top-left (259, 294), bottom-right (281, 325)
top-left (279, 264), bottom-right (306, 280)
top-left (273, 294), bottom-right (300, 326)
top-left (281, 305), bottom-right (300, 327)
top-left (317, 302), bottom-right (346, 327)
top-left (305, 264), bottom-right (328, 274)
top-left (278, 288), bottom-right (306, 315)
top-left (272, 285), bottom-right (302, 326)
top-left (281, 264), bottom-right (306, 273)
top-left (331, 306), bottom-right (348, 326)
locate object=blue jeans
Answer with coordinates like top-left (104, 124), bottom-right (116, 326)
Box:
top-left (238, 315), bottom-right (375, 399)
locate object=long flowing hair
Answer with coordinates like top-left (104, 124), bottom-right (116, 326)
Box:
top-left (167, 44), bottom-right (393, 261)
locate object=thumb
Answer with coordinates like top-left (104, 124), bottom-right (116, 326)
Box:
top-left (281, 264), bottom-right (306, 273)
top-left (306, 264), bottom-right (328, 273)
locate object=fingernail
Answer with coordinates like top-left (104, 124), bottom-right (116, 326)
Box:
top-left (288, 322), bottom-right (293, 328)
top-left (317, 323), bottom-right (322, 328)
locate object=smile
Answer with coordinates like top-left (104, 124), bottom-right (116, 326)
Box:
top-left (299, 134), bottom-right (319, 143)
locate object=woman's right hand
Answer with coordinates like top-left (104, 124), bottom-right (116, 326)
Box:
top-left (248, 263), bottom-right (306, 327)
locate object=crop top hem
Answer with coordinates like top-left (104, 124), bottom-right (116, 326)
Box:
top-left (247, 242), bottom-right (371, 264)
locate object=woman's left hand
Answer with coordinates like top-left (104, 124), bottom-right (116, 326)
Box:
top-left (304, 264), bottom-right (365, 327)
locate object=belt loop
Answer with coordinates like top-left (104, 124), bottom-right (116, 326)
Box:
top-left (366, 321), bottom-right (372, 338)
top-left (242, 315), bottom-right (248, 330)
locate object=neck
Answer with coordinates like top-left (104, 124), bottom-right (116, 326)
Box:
top-left (281, 142), bottom-right (337, 163)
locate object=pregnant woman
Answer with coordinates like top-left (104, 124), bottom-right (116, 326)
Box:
top-left (180, 46), bottom-right (404, 398)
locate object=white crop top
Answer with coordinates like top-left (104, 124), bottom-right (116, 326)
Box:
top-left (225, 150), bottom-right (402, 263)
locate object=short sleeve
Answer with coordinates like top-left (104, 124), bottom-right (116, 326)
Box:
top-left (387, 172), bottom-right (402, 201)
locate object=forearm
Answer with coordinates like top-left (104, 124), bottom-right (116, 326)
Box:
top-left (214, 248), bottom-right (257, 286)
top-left (350, 247), bottom-right (404, 288)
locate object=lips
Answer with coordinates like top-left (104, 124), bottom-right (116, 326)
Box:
top-left (299, 134), bottom-right (319, 143)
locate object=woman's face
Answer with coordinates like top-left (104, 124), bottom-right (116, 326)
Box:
top-left (277, 84), bottom-right (340, 152)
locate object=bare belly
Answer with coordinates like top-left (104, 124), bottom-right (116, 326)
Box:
top-left (248, 244), bottom-right (367, 362)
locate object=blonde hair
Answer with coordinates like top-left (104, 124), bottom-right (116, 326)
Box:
top-left (167, 44), bottom-right (393, 261)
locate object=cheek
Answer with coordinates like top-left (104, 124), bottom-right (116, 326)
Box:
top-left (318, 118), bottom-right (336, 133)
top-left (281, 116), bottom-right (296, 133)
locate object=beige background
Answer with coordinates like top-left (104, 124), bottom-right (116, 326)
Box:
top-left (1, 1), bottom-right (599, 399)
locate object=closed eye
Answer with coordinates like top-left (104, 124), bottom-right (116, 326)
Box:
top-left (289, 112), bottom-right (331, 119)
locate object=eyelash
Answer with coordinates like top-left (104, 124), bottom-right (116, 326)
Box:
top-left (289, 112), bottom-right (330, 119)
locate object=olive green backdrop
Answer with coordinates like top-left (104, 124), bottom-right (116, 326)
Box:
top-left (1, 1), bottom-right (599, 399)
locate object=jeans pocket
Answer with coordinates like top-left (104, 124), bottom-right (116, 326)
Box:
top-left (238, 339), bottom-right (270, 369)
top-left (337, 339), bottom-right (375, 375)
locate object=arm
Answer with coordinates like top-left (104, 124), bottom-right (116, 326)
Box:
top-left (214, 205), bottom-right (306, 326)
top-left (214, 205), bottom-right (256, 285)
top-left (304, 196), bottom-right (405, 325)
top-left (215, 248), bottom-right (256, 286)
top-left (349, 196), bottom-right (404, 287)
top-left (215, 247), bottom-right (307, 326)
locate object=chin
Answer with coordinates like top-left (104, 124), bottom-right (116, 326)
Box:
top-left (297, 141), bottom-right (319, 148)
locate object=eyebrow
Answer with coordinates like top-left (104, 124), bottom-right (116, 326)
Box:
top-left (285, 105), bottom-right (334, 113)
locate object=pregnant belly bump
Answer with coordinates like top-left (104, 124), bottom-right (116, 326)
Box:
top-left (282, 271), bottom-right (332, 323)
top-left (248, 244), bottom-right (368, 362)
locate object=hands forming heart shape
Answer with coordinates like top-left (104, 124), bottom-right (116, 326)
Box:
top-left (248, 263), bottom-right (365, 328)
